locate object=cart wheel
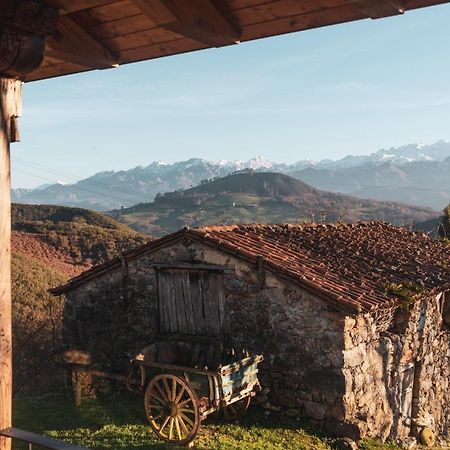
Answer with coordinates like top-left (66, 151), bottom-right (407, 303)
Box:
top-left (224, 396), bottom-right (251, 422)
top-left (144, 374), bottom-right (200, 446)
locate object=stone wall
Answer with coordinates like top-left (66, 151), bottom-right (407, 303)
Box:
top-left (63, 238), bottom-right (348, 430)
top-left (342, 292), bottom-right (450, 441)
top-left (63, 238), bottom-right (450, 441)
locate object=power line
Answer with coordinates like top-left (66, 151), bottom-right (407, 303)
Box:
top-left (12, 157), bottom-right (153, 203)
top-left (12, 168), bottom-right (143, 207)
top-left (11, 156), bottom-right (450, 203)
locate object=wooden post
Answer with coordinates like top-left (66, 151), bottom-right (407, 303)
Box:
top-left (0, 78), bottom-right (22, 450)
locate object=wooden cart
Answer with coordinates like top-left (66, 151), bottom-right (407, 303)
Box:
top-left (131, 337), bottom-right (263, 446)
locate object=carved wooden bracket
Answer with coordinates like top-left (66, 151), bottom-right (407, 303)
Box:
top-left (0, 0), bottom-right (59, 78)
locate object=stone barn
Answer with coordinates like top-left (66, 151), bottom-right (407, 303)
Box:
top-left (51, 222), bottom-right (450, 442)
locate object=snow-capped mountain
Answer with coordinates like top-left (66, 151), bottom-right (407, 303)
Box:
top-left (11, 141), bottom-right (450, 211)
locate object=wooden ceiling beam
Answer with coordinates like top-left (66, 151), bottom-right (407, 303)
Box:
top-left (349, 0), bottom-right (406, 19)
top-left (132, 0), bottom-right (241, 47)
top-left (42, 0), bottom-right (115, 16)
top-left (46, 15), bottom-right (119, 69)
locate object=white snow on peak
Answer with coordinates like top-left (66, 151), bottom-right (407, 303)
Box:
top-left (247, 156), bottom-right (273, 169)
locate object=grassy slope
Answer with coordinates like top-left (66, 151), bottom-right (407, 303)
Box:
top-left (12, 393), bottom-right (405, 450)
top-left (12, 253), bottom-right (67, 392)
top-left (110, 172), bottom-right (438, 236)
top-left (12, 203), bottom-right (129, 230)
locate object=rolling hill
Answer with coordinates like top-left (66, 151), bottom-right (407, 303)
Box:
top-left (12, 203), bottom-right (150, 266)
top-left (109, 172), bottom-right (439, 236)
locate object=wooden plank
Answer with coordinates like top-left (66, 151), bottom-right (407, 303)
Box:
top-left (43, 0), bottom-right (116, 15)
top-left (103, 27), bottom-right (181, 52)
top-left (180, 272), bottom-right (196, 334)
top-left (348, 0), bottom-right (405, 18)
top-left (87, 13), bottom-right (155, 40)
top-left (241, 3), bottom-right (363, 41)
top-left (173, 271), bottom-right (188, 333)
top-left (156, 263), bottom-right (226, 271)
top-left (0, 78), bottom-right (21, 450)
top-left (0, 427), bottom-right (87, 450)
top-left (227, 0), bottom-right (351, 27)
top-left (71, 1), bottom-right (144, 28)
top-left (200, 272), bottom-right (217, 336)
top-left (214, 273), bottom-right (226, 335)
top-left (25, 62), bottom-right (91, 82)
top-left (215, 0), bottom-right (278, 13)
top-left (133, 0), bottom-right (241, 46)
top-left (168, 271), bottom-right (178, 333)
top-left (208, 273), bottom-right (222, 336)
top-left (46, 16), bottom-right (119, 68)
top-left (158, 271), bottom-right (176, 333)
top-left (119, 36), bottom-right (206, 64)
top-left (157, 272), bottom-right (166, 333)
top-left (189, 272), bottom-right (206, 335)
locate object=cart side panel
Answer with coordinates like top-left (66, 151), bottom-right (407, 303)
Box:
top-left (220, 355), bottom-right (262, 404)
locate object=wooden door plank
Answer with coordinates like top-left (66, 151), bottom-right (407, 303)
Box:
top-left (168, 271), bottom-right (178, 333)
top-left (180, 272), bottom-right (196, 334)
top-left (214, 273), bottom-right (226, 335)
top-left (173, 270), bottom-right (188, 333)
top-left (200, 272), bottom-right (217, 336)
top-left (157, 272), bottom-right (166, 333)
top-left (189, 272), bottom-right (206, 335)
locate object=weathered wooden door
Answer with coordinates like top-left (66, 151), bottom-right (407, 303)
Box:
top-left (157, 268), bottom-right (226, 337)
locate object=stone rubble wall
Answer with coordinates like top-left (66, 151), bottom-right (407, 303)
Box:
top-left (63, 239), bottom-right (348, 431)
top-left (342, 293), bottom-right (450, 441)
top-left (62, 238), bottom-right (450, 441)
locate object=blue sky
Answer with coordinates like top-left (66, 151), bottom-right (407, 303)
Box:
top-left (12, 3), bottom-right (450, 188)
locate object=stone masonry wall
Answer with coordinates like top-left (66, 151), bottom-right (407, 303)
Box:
top-left (342, 293), bottom-right (450, 441)
top-left (63, 238), bottom-right (349, 431)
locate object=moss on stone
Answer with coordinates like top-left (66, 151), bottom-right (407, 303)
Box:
top-left (386, 281), bottom-right (424, 310)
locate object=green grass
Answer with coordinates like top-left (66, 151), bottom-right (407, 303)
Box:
top-left (11, 393), bottom-right (410, 450)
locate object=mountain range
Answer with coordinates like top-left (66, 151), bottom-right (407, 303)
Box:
top-left (109, 172), bottom-right (437, 237)
top-left (12, 140), bottom-right (450, 211)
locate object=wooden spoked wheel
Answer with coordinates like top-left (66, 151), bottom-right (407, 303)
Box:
top-left (144, 374), bottom-right (200, 445)
top-left (224, 396), bottom-right (251, 422)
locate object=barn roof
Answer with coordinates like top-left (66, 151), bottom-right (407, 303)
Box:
top-left (51, 221), bottom-right (450, 314)
top-left (24, 0), bottom-right (450, 82)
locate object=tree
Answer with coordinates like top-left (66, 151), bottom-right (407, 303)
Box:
top-left (440, 204), bottom-right (450, 239)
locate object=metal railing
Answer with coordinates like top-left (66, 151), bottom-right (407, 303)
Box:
top-left (0, 428), bottom-right (88, 450)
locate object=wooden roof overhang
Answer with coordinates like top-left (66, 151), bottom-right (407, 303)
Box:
top-left (6, 0), bottom-right (450, 82)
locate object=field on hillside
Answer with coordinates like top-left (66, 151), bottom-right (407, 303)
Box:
top-left (12, 393), bottom-right (408, 450)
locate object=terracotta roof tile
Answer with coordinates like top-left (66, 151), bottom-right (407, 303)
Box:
top-left (51, 222), bottom-right (450, 314)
